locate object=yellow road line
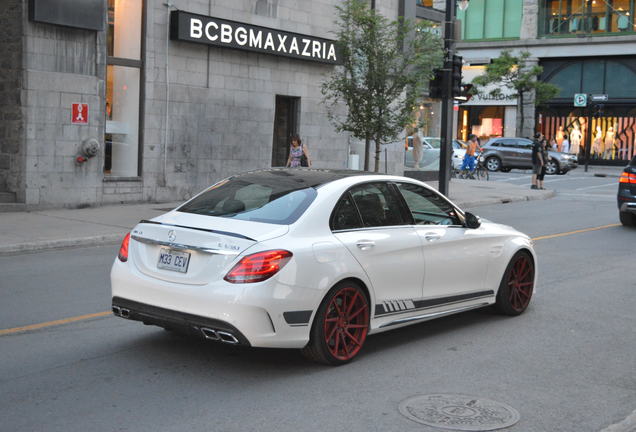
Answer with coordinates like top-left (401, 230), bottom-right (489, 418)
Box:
top-left (0, 311), bottom-right (111, 336)
top-left (532, 223), bottom-right (621, 241)
top-left (0, 223), bottom-right (622, 336)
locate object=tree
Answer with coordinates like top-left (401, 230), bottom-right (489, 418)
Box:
top-left (322, 0), bottom-right (443, 172)
top-left (471, 50), bottom-right (559, 137)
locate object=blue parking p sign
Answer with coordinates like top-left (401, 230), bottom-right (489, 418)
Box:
top-left (574, 93), bottom-right (587, 107)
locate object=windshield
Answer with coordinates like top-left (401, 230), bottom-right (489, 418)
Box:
top-left (178, 173), bottom-right (317, 225)
top-left (426, 138), bottom-right (441, 149)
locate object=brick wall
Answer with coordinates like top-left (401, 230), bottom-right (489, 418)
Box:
top-left (0, 0), bottom-right (24, 197)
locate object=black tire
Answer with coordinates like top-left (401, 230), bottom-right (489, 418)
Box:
top-left (545, 160), bottom-right (559, 175)
top-left (495, 251), bottom-right (535, 316)
top-left (485, 156), bottom-right (501, 172)
top-left (475, 166), bottom-right (489, 181)
top-left (619, 211), bottom-right (636, 227)
top-left (301, 281), bottom-right (370, 365)
top-left (500, 167), bottom-right (512, 173)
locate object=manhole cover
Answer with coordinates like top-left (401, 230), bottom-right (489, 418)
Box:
top-left (399, 394), bottom-right (520, 431)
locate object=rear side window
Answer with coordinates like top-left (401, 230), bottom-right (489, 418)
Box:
top-left (349, 182), bottom-right (406, 228)
top-left (330, 193), bottom-right (362, 231)
top-left (178, 178), bottom-right (316, 225)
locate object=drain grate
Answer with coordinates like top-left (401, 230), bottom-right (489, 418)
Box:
top-left (399, 394), bottom-right (520, 431)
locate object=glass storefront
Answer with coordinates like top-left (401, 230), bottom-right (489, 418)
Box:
top-left (105, 0), bottom-right (143, 176)
top-left (542, 0), bottom-right (635, 36)
top-left (539, 108), bottom-right (636, 162)
top-left (458, 106), bottom-right (506, 140)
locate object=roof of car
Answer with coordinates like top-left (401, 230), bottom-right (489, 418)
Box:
top-left (226, 168), bottom-right (382, 189)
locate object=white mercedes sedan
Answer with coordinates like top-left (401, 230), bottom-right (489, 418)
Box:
top-left (111, 169), bottom-right (536, 365)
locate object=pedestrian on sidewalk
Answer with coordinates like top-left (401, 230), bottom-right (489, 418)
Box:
top-left (286, 134), bottom-right (311, 168)
top-left (537, 138), bottom-right (550, 190)
top-left (531, 132), bottom-right (545, 190)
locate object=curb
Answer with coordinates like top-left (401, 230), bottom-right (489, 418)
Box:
top-left (456, 190), bottom-right (556, 209)
top-left (0, 233), bottom-right (124, 256)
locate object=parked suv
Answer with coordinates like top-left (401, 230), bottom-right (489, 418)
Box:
top-left (481, 137), bottom-right (578, 175)
top-left (618, 156), bottom-right (636, 227)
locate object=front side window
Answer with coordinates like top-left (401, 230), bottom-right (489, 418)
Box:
top-left (396, 183), bottom-right (462, 226)
top-left (348, 183), bottom-right (407, 228)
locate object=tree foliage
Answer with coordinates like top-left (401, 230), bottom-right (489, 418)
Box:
top-left (471, 50), bottom-right (559, 135)
top-left (322, 0), bottom-right (443, 172)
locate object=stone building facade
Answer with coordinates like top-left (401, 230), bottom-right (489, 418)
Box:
top-left (1, 0), bottom-right (407, 209)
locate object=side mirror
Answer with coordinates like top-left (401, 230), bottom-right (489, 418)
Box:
top-left (464, 212), bottom-right (481, 229)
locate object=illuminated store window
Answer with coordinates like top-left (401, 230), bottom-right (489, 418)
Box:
top-left (105, 0), bottom-right (143, 176)
top-left (541, 0), bottom-right (635, 36)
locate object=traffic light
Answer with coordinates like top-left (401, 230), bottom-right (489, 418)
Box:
top-left (451, 55), bottom-right (463, 97)
top-left (454, 83), bottom-right (473, 104)
top-left (428, 68), bottom-right (444, 99)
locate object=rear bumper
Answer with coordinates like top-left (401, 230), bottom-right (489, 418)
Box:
top-left (619, 201), bottom-right (636, 213)
top-left (110, 258), bottom-right (319, 349)
top-left (112, 297), bottom-right (251, 346)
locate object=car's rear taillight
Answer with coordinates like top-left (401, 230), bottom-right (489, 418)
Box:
top-left (224, 250), bottom-right (292, 284)
top-left (118, 233), bottom-right (131, 262)
top-left (619, 172), bottom-right (636, 184)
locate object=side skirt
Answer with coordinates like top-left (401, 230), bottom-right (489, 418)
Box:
top-left (376, 301), bottom-right (492, 330)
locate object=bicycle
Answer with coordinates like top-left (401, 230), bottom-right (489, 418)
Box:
top-left (455, 154), bottom-right (489, 181)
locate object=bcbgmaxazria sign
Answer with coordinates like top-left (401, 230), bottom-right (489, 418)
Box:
top-left (170, 11), bottom-right (342, 65)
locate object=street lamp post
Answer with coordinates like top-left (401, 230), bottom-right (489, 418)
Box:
top-left (438, 0), bottom-right (468, 196)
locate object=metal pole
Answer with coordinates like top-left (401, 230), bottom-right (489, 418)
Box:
top-left (584, 104), bottom-right (593, 173)
top-left (438, 0), bottom-right (455, 196)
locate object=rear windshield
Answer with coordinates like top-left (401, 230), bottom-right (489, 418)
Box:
top-left (178, 175), bottom-right (317, 225)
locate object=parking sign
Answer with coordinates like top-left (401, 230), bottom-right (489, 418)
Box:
top-left (573, 94), bottom-right (587, 107)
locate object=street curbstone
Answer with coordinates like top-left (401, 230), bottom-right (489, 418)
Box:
top-left (0, 233), bottom-right (124, 256)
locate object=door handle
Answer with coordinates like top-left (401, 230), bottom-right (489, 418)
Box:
top-left (356, 240), bottom-right (375, 250)
top-left (424, 232), bottom-right (441, 242)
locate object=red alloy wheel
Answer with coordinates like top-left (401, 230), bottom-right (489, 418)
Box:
top-left (322, 286), bottom-right (369, 361)
top-left (507, 254), bottom-right (534, 312)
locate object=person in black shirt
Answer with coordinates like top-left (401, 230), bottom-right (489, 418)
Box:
top-left (531, 132), bottom-right (544, 190)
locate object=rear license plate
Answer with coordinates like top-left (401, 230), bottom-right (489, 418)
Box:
top-left (157, 248), bottom-right (190, 273)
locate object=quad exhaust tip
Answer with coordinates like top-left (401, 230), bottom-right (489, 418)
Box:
top-left (200, 327), bottom-right (239, 344)
top-left (112, 306), bottom-right (130, 319)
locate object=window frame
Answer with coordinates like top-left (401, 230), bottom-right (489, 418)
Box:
top-left (329, 181), bottom-right (413, 232)
top-left (104, 0), bottom-right (146, 179)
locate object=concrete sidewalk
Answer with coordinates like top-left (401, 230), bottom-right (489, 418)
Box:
top-left (0, 179), bottom-right (553, 255)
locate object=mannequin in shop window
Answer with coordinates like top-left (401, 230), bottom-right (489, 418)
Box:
top-left (604, 126), bottom-right (615, 159)
top-left (570, 123), bottom-right (583, 155)
top-left (593, 126), bottom-right (603, 157)
top-left (556, 126), bottom-right (565, 151)
top-left (412, 128), bottom-right (423, 169)
top-left (561, 134), bottom-right (570, 154)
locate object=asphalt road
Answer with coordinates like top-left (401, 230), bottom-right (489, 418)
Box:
top-left (1, 170), bottom-right (634, 432)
